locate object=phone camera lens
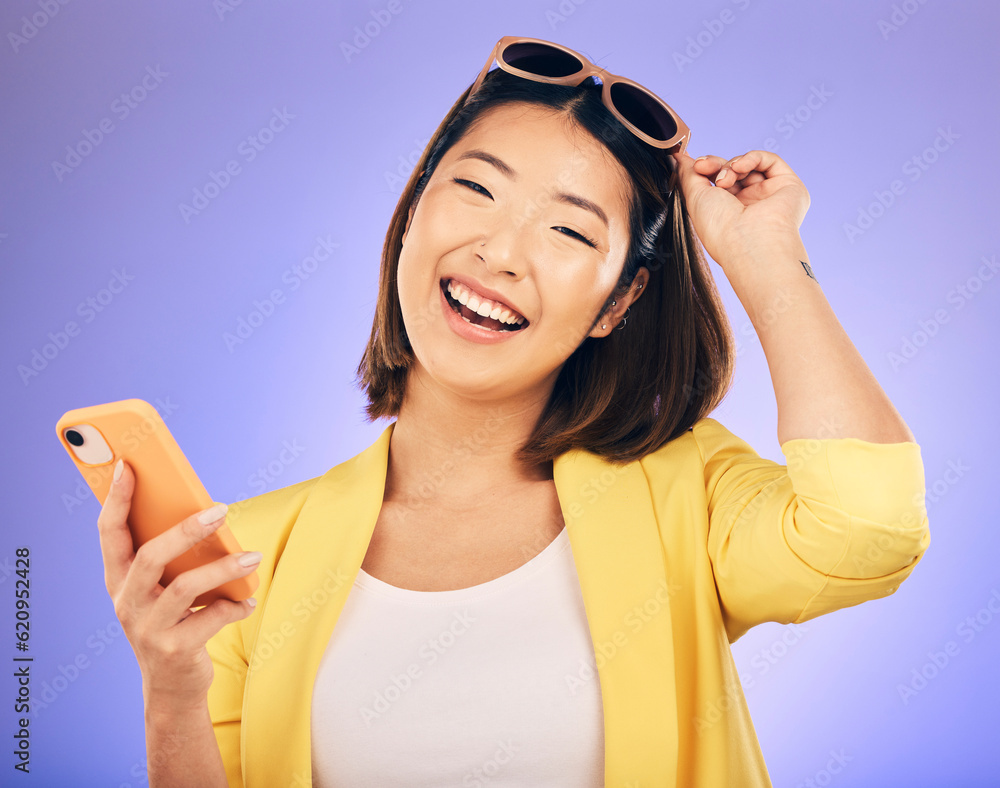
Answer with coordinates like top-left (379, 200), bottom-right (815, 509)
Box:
top-left (65, 429), bottom-right (84, 447)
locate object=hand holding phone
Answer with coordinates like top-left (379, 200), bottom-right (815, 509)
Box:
top-left (99, 458), bottom-right (260, 711)
top-left (56, 398), bottom-right (257, 607)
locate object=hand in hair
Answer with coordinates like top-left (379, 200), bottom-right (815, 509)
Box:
top-left (670, 149), bottom-right (810, 270)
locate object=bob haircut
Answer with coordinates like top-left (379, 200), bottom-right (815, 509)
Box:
top-left (356, 66), bottom-right (735, 466)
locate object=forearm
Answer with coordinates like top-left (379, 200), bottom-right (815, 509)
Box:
top-left (722, 232), bottom-right (915, 446)
top-left (145, 694), bottom-right (229, 788)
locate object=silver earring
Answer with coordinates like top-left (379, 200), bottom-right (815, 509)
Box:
top-left (617, 306), bottom-right (630, 330)
top-left (601, 323), bottom-right (607, 329)
top-left (612, 300), bottom-right (617, 306)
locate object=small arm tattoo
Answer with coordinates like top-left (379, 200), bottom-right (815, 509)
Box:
top-left (800, 260), bottom-right (818, 282)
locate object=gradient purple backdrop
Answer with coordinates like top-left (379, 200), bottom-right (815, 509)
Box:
top-left (2, 1), bottom-right (997, 785)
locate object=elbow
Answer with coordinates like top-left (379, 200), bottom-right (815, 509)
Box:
top-left (832, 505), bottom-right (931, 580)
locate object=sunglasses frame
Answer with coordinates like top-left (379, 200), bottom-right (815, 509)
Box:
top-left (467, 36), bottom-right (691, 155)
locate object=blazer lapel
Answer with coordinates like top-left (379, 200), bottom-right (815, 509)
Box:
top-left (244, 425), bottom-right (678, 787)
top-left (243, 422), bottom-right (395, 787)
top-left (554, 449), bottom-right (678, 787)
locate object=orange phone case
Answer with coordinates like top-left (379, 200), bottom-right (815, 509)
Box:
top-left (55, 398), bottom-right (258, 607)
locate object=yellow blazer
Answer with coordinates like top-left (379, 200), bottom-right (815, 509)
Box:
top-left (207, 418), bottom-right (930, 787)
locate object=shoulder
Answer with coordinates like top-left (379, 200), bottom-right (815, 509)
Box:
top-left (222, 475), bottom-right (323, 571)
top-left (222, 423), bottom-right (395, 570)
top-left (637, 416), bottom-right (756, 471)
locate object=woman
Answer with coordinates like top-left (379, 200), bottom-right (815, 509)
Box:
top-left (98, 36), bottom-right (930, 787)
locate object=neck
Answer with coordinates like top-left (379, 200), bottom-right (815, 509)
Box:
top-left (384, 365), bottom-right (554, 512)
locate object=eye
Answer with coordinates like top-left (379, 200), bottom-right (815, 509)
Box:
top-left (553, 226), bottom-right (599, 249)
top-left (452, 178), bottom-right (493, 199)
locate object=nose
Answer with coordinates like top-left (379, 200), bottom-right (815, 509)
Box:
top-left (478, 214), bottom-right (527, 279)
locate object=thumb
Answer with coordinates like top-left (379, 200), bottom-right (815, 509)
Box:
top-left (671, 151), bottom-right (717, 204)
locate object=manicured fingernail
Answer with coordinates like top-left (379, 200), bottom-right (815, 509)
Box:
top-left (113, 458), bottom-right (123, 484)
top-left (246, 597), bottom-right (257, 608)
top-left (238, 551), bottom-right (262, 567)
top-left (717, 168), bottom-right (729, 181)
top-left (695, 155), bottom-right (708, 161)
top-left (198, 503), bottom-right (228, 526)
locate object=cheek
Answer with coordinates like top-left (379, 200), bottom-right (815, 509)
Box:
top-left (395, 249), bottom-right (436, 339)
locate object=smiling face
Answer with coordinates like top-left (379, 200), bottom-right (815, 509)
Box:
top-left (396, 101), bottom-right (647, 406)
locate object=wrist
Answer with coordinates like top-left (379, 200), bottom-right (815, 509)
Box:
top-left (718, 226), bottom-right (807, 272)
top-left (143, 687), bottom-right (211, 725)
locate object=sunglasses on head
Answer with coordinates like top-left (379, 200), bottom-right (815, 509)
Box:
top-left (466, 36), bottom-right (691, 155)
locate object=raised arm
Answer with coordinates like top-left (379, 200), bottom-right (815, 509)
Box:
top-left (671, 148), bottom-right (914, 446)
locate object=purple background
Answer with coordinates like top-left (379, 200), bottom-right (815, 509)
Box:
top-left (3, 1), bottom-right (997, 785)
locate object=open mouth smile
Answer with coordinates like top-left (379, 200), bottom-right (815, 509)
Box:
top-left (440, 279), bottom-right (529, 333)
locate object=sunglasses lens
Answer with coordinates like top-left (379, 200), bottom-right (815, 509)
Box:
top-left (501, 42), bottom-right (584, 78)
top-left (609, 82), bottom-right (678, 143)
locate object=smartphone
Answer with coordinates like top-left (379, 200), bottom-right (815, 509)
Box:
top-left (55, 398), bottom-right (258, 607)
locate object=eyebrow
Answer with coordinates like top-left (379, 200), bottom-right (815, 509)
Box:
top-left (455, 148), bottom-right (610, 228)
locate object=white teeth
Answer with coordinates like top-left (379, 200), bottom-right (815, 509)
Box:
top-left (445, 279), bottom-right (525, 326)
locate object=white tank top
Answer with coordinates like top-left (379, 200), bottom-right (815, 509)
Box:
top-left (310, 525), bottom-right (605, 787)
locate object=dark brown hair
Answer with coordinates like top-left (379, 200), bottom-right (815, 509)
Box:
top-left (356, 67), bottom-right (734, 465)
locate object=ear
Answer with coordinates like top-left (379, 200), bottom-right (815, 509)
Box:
top-left (588, 266), bottom-right (649, 338)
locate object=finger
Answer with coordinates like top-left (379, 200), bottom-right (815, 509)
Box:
top-left (147, 550), bottom-right (261, 631)
top-left (671, 151), bottom-right (726, 200)
top-left (691, 154), bottom-right (729, 177)
top-left (717, 150), bottom-right (797, 187)
top-left (172, 596), bottom-right (258, 648)
top-left (96, 459), bottom-right (138, 597)
top-left (121, 500), bottom-right (232, 606)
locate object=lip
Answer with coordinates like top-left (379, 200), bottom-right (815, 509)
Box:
top-left (439, 281), bottom-right (526, 345)
top-left (441, 274), bottom-right (528, 325)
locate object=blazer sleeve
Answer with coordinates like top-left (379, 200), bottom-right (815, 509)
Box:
top-left (203, 476), bottom-right (314, 787)
top-left (206, 617), bottom-right (248, 788)
top-left (691, 418), bottom-right (931, 642)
